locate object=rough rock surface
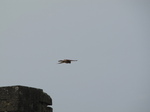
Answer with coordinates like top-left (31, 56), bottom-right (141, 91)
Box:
top-left (0, 85), bottom-right (52, 112)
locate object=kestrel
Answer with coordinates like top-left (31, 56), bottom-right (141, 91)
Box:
top-left (58, 59), bottom-right (77, 64)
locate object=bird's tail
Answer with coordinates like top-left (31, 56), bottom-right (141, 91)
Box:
top-left (58, 60), bottom-right (63, 62)
top-left (58, 62), bottom-right (62, 64)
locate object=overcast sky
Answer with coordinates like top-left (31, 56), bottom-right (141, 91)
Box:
top-left (0, 1), bottom-right (150, 112)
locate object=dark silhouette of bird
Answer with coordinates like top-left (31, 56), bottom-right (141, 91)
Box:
top-left (58, 59), bottom-right (77, 64)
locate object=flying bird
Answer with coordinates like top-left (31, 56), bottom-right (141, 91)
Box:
top-left (58, 59), bottom-right (77, 64)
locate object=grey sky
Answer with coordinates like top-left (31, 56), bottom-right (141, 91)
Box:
top-left (0, 1), bottom-right (150, 112)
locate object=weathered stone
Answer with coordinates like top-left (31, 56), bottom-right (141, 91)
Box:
top-left (0, 85), bottom-right (52, 112)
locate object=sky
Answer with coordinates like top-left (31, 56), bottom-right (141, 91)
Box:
top-left (0, 0), bottom-right (150, 112)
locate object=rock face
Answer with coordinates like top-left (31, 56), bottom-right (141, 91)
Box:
top-left (0, 85), bottom-right (52, 112)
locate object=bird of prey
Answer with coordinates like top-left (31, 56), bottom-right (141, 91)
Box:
top-left (58, 59), bottom-right (77, 64)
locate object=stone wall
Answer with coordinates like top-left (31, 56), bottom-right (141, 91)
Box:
top-left (0, 85), bottom-right (52, 112)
